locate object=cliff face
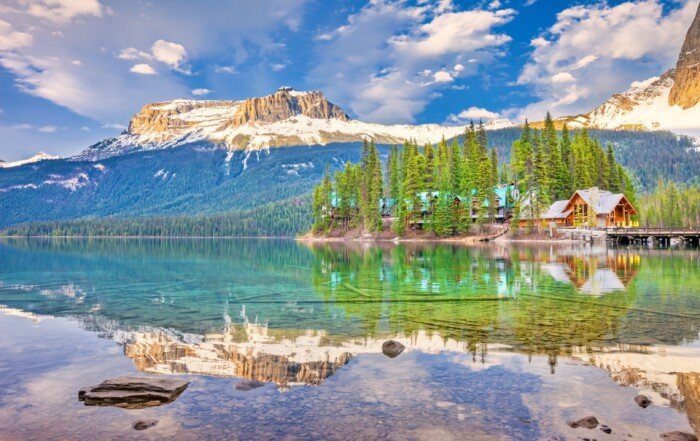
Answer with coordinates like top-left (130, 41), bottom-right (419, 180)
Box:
top-left (230, 87), bottom-right (349, 125)
top-left (669, 3), bottom-right (700, 109)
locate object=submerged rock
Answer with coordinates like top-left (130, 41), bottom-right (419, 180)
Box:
top-left (78, 376), bottom-right (189, 409)
top-left (567, 415), bottom-right (599, 429)
top-left (600, 424), bottom-right (612, 434)
top-left (133, 419), bottom-right (158, 431)
top-left (660, 432), bottom-right (698, 441)
top-left (235, 380), bottom-right (266, 391)
top-left (635, 394), bottom-right (652, 408)
top-left (381, 340), bottom-right (405, 358)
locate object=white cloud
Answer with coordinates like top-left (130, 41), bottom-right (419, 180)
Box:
top-left (488, 1), bottom-right (501, 10)
top-left (101, 123), bottom-right (126, 130)
top-left (71, 59), bottom-right (81, 66)
top-left (447, 106), bottom-right (500, 123)
top-left (308, 2), bottom-right (514, 123)
top-left (551, 72), bottom-right (575, 83)
top-left (191, 88), bottom-right (210, 96)
top-left (517, 0), bottom-right (698, 120)
top-left (433, 70), bottom-right (453, 83)
top-left (12, 123), bottom-right (33, 130)
top-left (213, 65), bottom-right (237, 74)
top-left (0, 19), bottom-right (33, 51)
top-left (270, 62), bottom-right (287, 71)
top-left (24, 0), bottom-right (104, 24)
top-left (38, 125), bottom-right (57, 133)
top-left (130, 63), bottom-right (157, 75)
top-left (151, 40), bottom-right (189, 73)
top-left (117, 47), bottom-right (152, 61)
top-left (80, 126), bottom-right (90, 131)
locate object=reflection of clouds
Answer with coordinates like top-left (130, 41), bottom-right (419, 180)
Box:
top-left (39, 284), bottom-right (86, 304)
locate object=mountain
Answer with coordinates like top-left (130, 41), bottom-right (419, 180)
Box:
top-left (0, 152), bottom-right (59, 168)
top-left (76, 86), bottom-right (507, 160)
top-left (561, 4), bottom-right (700, 132)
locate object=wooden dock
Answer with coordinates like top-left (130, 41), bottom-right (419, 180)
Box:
top-left (606, 228), bottom-right (700, 246)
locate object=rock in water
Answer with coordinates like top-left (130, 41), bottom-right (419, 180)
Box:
top-left (381, 340), bottom-right (406, 358)
top-left (235, 380), bottom-right (266, 391)
top-left (79, 376), bottom-right (189, 409)
top-left (567, 416), bottom-right (599, 429)
top-left (660, 431), bottom-right (698, 441)
top-left (600, 424), bottom-right (612, 434)
top-left (133, 419), bottom-right (158, 431)
top-left (635, 394), bottom-right (652, 408)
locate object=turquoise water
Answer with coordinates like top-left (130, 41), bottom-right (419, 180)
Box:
top-left (0, 238), bottom-right (698, 440)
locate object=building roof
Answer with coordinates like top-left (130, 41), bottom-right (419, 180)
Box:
top-left (542, 200), bottom-right (572, 219)
top-left (574, 188), bottom-right (629, 215)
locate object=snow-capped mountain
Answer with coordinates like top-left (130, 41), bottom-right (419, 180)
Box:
top-left (0, 152), bottom-right (59, 168)
top-left (562, 4), bottom-right (700, 132)
top-left (76, 86), bottom-right (512, 160)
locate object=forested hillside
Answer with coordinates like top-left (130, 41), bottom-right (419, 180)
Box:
top-left (1, 196), bottom-right (312, 237)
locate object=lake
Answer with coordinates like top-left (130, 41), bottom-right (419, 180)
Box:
top-left (0, 238), bottom-right (698, 440)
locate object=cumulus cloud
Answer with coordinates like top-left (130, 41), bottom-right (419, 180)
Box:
top-left (38, 125), bottom-right (57, 132)
top-left (309, 1), bottom-right (515, 123)
top-left (130, 63), bottom-right (157, 75)
top-left (24, 0), bottom-right (104, 24)
top-left (517, 0), bottom-right (698, 120)
top-left (447, 106), bottom-right (500, 123)
top-left (151, 40), bottom-right (189, 73)
top-left (0, 19), bottom-right (33, 50)
top-left (12, 123), bottom-right (33, 130)
top-left (191, 88), bottom-right (210, 96)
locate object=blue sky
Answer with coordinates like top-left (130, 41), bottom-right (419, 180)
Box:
top-left (0, 0), bottom-right (697, 160)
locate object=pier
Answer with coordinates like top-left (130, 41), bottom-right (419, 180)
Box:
top-left (606, 228), bottom-right (700, 246)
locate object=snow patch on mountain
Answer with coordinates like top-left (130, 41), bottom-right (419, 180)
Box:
top-left (0, 152), bottom-right (60, 168)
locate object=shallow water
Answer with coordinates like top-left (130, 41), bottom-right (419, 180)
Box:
top-left (0, 238), bottom-right (698, 440)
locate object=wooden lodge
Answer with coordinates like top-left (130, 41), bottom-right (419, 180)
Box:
top-left (518, 187), bottom-right (638, 229)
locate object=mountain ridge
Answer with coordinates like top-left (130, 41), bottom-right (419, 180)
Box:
top-left (74, 86), bottom-right (513, 161)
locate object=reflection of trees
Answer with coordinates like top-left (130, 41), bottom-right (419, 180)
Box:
top-left (307, 243), bottom-right (696, 365)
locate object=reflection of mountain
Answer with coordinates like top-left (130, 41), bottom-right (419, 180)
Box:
top-left (123, 322), bottom-right (351, 386)
top-left (572, 346), bottom-right (700, 437)
top-left (542, 253), bottom-right (640, 295)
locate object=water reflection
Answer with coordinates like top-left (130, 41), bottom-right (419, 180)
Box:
top-left (0, 238), bottom-right (699, 436)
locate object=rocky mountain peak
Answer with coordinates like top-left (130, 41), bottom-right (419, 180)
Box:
top-left (669, 3), bottom-right (700, 109)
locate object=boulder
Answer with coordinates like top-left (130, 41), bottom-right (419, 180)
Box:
top-left (567, 415), bottom-right (599, 429)
top-left (660, 432), bottom-right (698, 441)
top-left (635, 394), bottom-right (652, 408)
top-left (79, 376), bottom-right (189, 409)
top-left (133, 419), bottom-right (158, 431)
top-left (381, 340), bottom-right (406, 358)
top-left (235, 380), bottom-right (266, 391)
top-left (600, 424), bottom-right (612, 434)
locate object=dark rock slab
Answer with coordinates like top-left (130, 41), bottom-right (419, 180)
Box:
top-left (381, 340), bottom-right (405, 358)
top-left (235, 380), bottom-right (267, 391)
top-left (567, 415), bottom-right (599, 429)
top-left (133, 419), bottom-right (158, 431)
top-left (600, 424), bottom-right (612, 434)
top-left (635, 394), bottom-right (652, 408)
top-left (660, 432), bottom-right (699, 441)
top-left (79, 376), bottom-right (189, 409)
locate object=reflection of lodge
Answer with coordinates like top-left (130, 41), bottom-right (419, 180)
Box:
top-left (541, 252), bottom-right (640, 295)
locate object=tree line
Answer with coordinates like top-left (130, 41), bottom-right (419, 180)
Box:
top-left (312, 112), bottom-right (635, 236)
top-left (639, 180), bottom-right (700, 228)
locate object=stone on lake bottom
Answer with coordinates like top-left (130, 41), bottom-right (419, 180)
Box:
top-left (381, 340), bottom-right (405, 358)
top-left (600, 424), bottom-right (612, 434)
top-left (133, 419), bottom-right (158, 431)
top-left (660, 432), bottom-right (698, 441)
top-left (78, 376), bottom-right (189, 409)
top-left (635, 394), bottom-right (652, 408)
top-left (235, 380), bottom-right (267, 391)
top-left (567, 415), bottom-right (599, 429)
